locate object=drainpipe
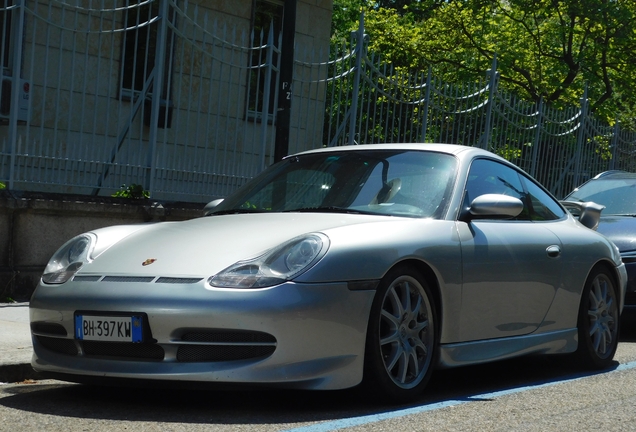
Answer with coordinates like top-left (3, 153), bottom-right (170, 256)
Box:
top-left (146, 0), bottom-right (170, 197)
top-left (273, 0), bottom-right (297, 162)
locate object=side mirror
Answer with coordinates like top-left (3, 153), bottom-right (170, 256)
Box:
top-left (371, 178), bottom-right (402, 205)
top-left (203, 198), bottom-right (224, 216)
top-left (468, 194), bottom-right (524, 219)
top-left (560, 201), bottom-right (605, 230)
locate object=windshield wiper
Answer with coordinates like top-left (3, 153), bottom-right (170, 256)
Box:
top-left (213, 206), bottom-right (379, 216)
top-left (283, 206), bottom-right (375, 215)
top-left (209, 208), bottom-right (268, 216)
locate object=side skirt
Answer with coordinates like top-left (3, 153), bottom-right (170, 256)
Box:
top-left (438, 328), bottom-right (578, 369)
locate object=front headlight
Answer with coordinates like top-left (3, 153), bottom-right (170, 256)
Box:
top-left (208, 233), bottom-right (329, 288)
top-left (42, 234), bottom-right (96, 284)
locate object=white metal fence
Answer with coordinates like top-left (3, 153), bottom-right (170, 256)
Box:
top-left (326, 17), bottom-right (636, 198)
top-left (1, 4), bottom-right (635, 202)
top-left (0, 0), bottom-right (328, 202)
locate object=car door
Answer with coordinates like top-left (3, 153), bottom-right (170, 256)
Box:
top-left (457, 158), bottom-right (564, 341)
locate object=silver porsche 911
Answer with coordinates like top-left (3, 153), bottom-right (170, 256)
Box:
top-left (30, 143), bottom-right (627, 401)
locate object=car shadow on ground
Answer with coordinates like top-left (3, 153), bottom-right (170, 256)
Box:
top-left (620, 321), bottom-right (636, 342)
top-left (0, 352), bottom-right (624, 427)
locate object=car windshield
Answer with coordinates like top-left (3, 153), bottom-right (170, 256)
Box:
top-left (210, 149), bottom-right (458, 218)
top-left (567, 178), bottom-right (636, 215)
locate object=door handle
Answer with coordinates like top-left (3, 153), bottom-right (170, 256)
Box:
top-left (546, 245), bottom-right (561, 258)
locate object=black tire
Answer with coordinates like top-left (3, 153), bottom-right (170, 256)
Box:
top-left (363, 266), bottom-right (438, 401)
top-left (574, 267), bottom-right (620, 369)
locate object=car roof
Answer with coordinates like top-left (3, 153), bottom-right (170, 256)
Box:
top-left (289, 143), bottom-right (507, 162)
top-left (591, 170), bottom-right (636, 180)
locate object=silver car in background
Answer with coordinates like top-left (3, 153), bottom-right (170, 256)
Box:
top-left (30, 144), bottom-right (627, 401)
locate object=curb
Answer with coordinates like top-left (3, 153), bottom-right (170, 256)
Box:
top-left (0, 363), bottom-right (42, 383)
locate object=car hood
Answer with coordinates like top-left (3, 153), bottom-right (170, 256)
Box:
top-left (595, 215), bottom-right (636, 253)
top-left (79, 213), bottom-right (398, 277)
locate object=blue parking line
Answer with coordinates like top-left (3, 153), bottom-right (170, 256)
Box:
top-left (283, 360), bottom-right (636, 432)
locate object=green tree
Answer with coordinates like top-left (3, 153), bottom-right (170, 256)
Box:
top-left (331, 0), bottom-right (636, 127)
top-left (419, 0), bottom-right (636, 123)
top-left (331, 0), bottom-right (364, 42)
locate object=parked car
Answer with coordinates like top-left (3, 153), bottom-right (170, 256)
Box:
top-left (563, 170), bottom-right (636, 320)
top-left (30, 143), bottom-right (626, 402)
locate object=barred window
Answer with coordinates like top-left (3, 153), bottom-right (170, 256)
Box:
top-left (120, 1), bottom-right (174, 101)
top-left (0, 0), bottom-right (14, 72)
top-left (247, 0), bottom-right (283, 122)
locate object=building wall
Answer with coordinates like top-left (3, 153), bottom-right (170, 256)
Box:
top-left (1, 0), bottom-right (334, 202)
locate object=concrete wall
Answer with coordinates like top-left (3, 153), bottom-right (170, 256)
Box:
top-left (0, 191), bottom-right (203, 301)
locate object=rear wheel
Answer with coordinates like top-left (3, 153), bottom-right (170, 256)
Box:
top-left (575, 267), bottom-right (620, 368)
top-left (363, 266), bottom-right (437, 401)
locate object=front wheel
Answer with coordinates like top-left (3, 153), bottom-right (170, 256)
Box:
top-left (363, 266), bottom-right (437, 401)
top-left (574, 267), bottom-right (620, 369)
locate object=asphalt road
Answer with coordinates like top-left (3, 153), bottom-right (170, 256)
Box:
top-left (2, 329), bottom-right (636, 432)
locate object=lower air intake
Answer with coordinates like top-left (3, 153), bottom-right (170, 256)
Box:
top-left (81, 341), bottom-right (165, 361)
top-left (176, 345), bottom-right (276, 362)
top-left (36, 336), bottom-right (79, 356)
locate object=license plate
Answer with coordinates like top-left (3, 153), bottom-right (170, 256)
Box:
top-left (75, 315), bottom-right (143, 342)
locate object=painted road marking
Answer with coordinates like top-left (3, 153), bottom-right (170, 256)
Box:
top-left (284, 360), bottom-right (636, 432)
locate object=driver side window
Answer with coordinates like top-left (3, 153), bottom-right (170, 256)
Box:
top-left (465, 159), bottom-right (529, 220)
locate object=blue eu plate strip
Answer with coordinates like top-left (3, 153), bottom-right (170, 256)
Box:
top-left (131, 316), bottom-right (143, 342)
top-left (74, 315), bottom-right (83, 339)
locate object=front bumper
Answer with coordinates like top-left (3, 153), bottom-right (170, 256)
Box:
top-left (30, 279), bottom-right (375, 390)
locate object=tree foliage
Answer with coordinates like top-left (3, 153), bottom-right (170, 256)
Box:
top-left (331, 0), bottom-right (364, 42)
top-left (112, 184), bottom-right (149, 199)
top-left (332, 0), bottom-right (636, 127)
